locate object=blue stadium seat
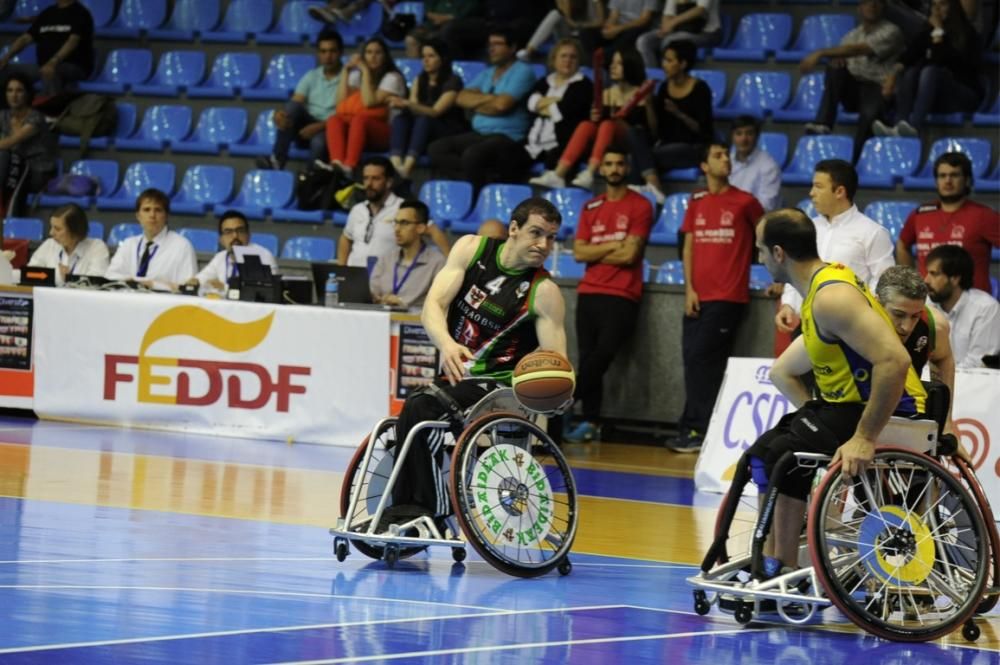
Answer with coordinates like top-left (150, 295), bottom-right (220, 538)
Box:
top-left (253, 232), bottom-right (279, 257)
top-left (453, 60), bottom-right (487, 86)
top-left (655, 260), bottom-right (685, 285)
top-left (171, 165), bottom-right (235, 215)
top-left (257, 0), bottom-right (325, 45)
top-left (782, 135), bottom-right (853, 185)
top-left (0, 0), bottom-right (47, 33)
top-left (79, 0), bottom-right (115, 28)
top-left (59, 102), bottom-right (136, 150)
top-left (991, 276), bottom-right (999, 300)
top-left (177, 228), bottom-right (218, 253)
top-left (149, 0), bottom-right (220, 41)
top-left (3, 217), bottom-right (43, 241)
top-left (202, 0), bottom-right (273, 42)
top-left (795, 198), bottom-right (818, 219)
top-left (173, 108), bottom-right (249, 154)
top-left (107, 223), bottom-right (141, 250)
top-left (244, 53), bottom-right (317, 101)
top-left (77, 48), bottom-right (153, 94)
top-left (972, 92), bottom-right (1000, 126)
top-left (97, 0), bottom-right (167, 38)
top-left (281, 236), bottom-right (335, 261)
top-left (856, 137), bottom-right (921, 188)
top-left (550, 250), bottom-right (585, 280)
top-left (450, 184), bottom-right (533, 235)
top-left (713, 13), bottom-right (793, 61)
top-left (396, 58), bottom-right (420, 85)
top-left (115, 105), bottom-right (193, 152)
top-left (775, 14), bottom-right (855, 62)
top-left (0, 43), bottom-right (34, 64)
top-left (749, 264), bottom-right (772, 290)
top-left (863, 200), bottom-right (918, 243)
top-left (541, 187), bottom-right (591, 240)
top-left (132, 50), bottom-right (206, 96)
top-left (690, 69), bottom-right (727, 109)
top-left (648, 193), bottom-right (689, 246)
top-left (39, 159), bottom-right (118, 207)
top-left (215, 170), bottom-right (295, 219)
top-left (88, 220), bottom-right (104, 240)
top-left (903, 138), bottom-right (992, 189)
top-left (758, 132), bottom-right (789, 167)
top-left (228, 110), bottom-right (277, 158)
top-left (340, 2), bottom-right (383, 45)
top-left (188, 52), bottom-right (262, 98)
top-left (96, 162), bottom-right (176, 211)
top-left (418, 179), bottom-right (474, 228)
top-left (716, 72), bottom-right (791, 119)
top-left (772, 73), bottom-right (824, 122)
top-left (977, 164), bottom-right (1000, 194)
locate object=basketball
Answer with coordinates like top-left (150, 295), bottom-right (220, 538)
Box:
top-left (512, 351), bottom-right (576, 413)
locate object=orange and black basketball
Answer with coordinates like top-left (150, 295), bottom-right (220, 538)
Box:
top-left (512, 351), bottom-right (576, 412)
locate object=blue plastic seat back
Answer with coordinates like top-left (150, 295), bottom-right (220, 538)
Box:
top-left (205, 52), bottom-right (262, 89)
top-left (261, 53), bottom-right (317, 92)
top-left (552, 251), bottom-right (586, 279)
top-left (79, 0), bottom-right (115, 27)
top-left (111, 0), bottom-right (167, 30)
top-left (863, 200), bottom-right (918, 240)
top-left (789, 14), bottom-right (855, 51)
top-left (88, 220), bottom-right (105, 239)
top-left (418, 180), bottom-right (473, 224)
top-left (726, 72), bottom-right (791, 114)
top-left (135, 105), bottom-right (193, 143)
top-left (785, 72), bottom-right (824, 113)
top-left (785, 135), bottom-right (853, 175)
top-left (177, 165), bottom-right (235, 206)
top-left (542, 187), bottom-right (591, 234)
top-left (149, 51), bottom-right (207, 88)
top-left (115, 162), bottom-right (176, 200)
top-left (273, 1), bottom-right (325, 38)
top-left (0, 43), bottom-right (35, 64)
top-left (242, 110), bottom-right (278, 148)
top-left (857, 137), bottom-right (922, 180)
top-left (96, 48), bottom-right (154, 86)
top-left (655, 260), bottom-right (685, 285)
top-left (107, 222), bottom-right (142, 249)
top-left (237, 170), bottom-right (295, 210)
top-left (749, 264), bottom-right (773, 290)
top-left (281, 236), bottom-right (335, 261)
top-left (795, 198), bottom-right (818, 219)
top-left (215, 0), bottom-right (273, 35)
top-left (916, 138), bottom-right (992, 177)
top-left (190, 107), bottom-right (249, 146)
top-left (725, 13), bottom-right (793, 51)
top-left (470, 184), bottom-right (533, 224)
top-left (253, 232), bottom-right (279, 257)
top-left (158, 0), bottom-right (220, 34)
top-left (758, 132), bottom-right (789, 166)
top-left (395, 58), bottom-right (420, 84)
top-left (11, 0), bottom-right (50, 21)
top-left (651, 193), bottom-right (689, 243)
top-left (453, 61), bottom-right (487, 86)
top-left (70, 159), bottom-right (119, 197)
top-left (178, 228), bottom-right (219, 253)
top-left (690, 69), bottom-right (727, 108)
top-left (114, 103), bottom-right (138, 139)
top-left (3, 217), bottom-right (43, 241)
top-left (340, 2), bottom-right (382, 44)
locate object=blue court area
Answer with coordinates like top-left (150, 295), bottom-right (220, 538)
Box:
top-left (0, 416), bottom-right (996, 663)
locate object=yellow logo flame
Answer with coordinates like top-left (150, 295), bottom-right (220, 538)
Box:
top-left (140, 306), bottom-right (275, 356)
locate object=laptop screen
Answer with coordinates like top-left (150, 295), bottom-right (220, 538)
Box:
top-left (310, 263), bottom-right (372, 305)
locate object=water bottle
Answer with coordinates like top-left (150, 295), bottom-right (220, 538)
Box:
top-left (324, 274), bottom-right (340, 307)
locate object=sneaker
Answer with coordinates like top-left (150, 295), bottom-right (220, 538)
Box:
top-left (895, 120), bottom-right (918, 138)
top-left (804, 123), bottom-right (831, 135)
top-left (571, 169), bottom-right (594, 189)
top-left (627, 183), bottom-right (665, 206)
top-left (529, 170), bottom-right (566, 189)
top-left (308, 6), bottom-right (339, 23)
top-left (564, 420), bottom-right (599, 443)
top-left (871, 119), bottom-right (897, 137)
top-left (255, 155), bottom-right (282, 171)
top-left (312, 158), bottom-right (335, 172)
top-left (666, 429), bottom-right (703, 453)
top-left (331, 159), bottom-right (353, 177)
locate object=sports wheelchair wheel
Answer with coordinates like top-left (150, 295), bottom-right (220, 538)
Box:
top-left (945, 456), bottom-right (1000, 615)
top-left (449, 412), bottom-right (578, 578)
top-left (808, 448), bottom-right (989, 642)
top-left (339, 419), bottom-right (428, 561)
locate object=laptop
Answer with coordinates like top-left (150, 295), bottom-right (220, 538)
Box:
top-left (310, 263), bottom-right (373, 305)
top-left (65, 274), bottom-right (110, 287)
top-left (19, 266), bottom-right (56, 287)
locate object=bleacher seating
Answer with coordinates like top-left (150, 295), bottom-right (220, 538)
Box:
top-left (173, 108), bottom-right (249, 154)
top-left (855, 137), bottom-right (921, 189)
top-left (452, 61), bottom-right (486, 86)
top-left (418, 180), bottom-right (473, 229)
top-left (396, 58), bottom-right (420, 84)
top-left (257, 1), bottom-right (324, 45)
top-left (772, 72), bottom-right (823, 123)
top-left (59, 102), bottom-right (137, 150)
top-left (903, 137), bottom-right (993, 189)
top-left (714, 13), bottom-right (793, 61)
top-left (188, 52), bottom-right (262, 98)
top-left (79, 0), bottom-right (115, 29)
top-left (691, 69), bottom-right (727, 109)
top-left (228, 110), bottom-right (277, 157)
top-left (758, 132), bottom-right (789, 167)
top-left (88, 221), bottom-right (105, 240)
top-left (244, 54), bottom-right (316, 101)
top-left (649, 194), bottom-right (689, 246)
top-left (339, 2), bottom-right (383, 45)
top-left (106, 222), bottom-right (141, 249)
top-left (95, 162), bottom-right (175, 211)
top-left (78, 48), bottom-right (153, 95)
top-left (716, 72), bottom-right (791, 119)
top-left (775, 14), bottom-right (854, 62)
top-left (133, 51), bottom-right (207, 96)
top-left (863, 200), bottom-right (918, 243)
top-left (171, 165), bottom-right (235, 215)
top-left (656, 260), bottom-right (685, 285)
top-left (3, 217), bottom-right (43, 241)
top-left (202, 0), bottom-right (274, 43)
top-left (149, 0), bottom-right (220, 41)
top-left (972, 93), bottom-right (1000, 126)
top-left (548, 250), bottom-right (586, 280)
top-left (178, 228), bottom-right (218, 253)
top-left (253, 232), bottom-right (279, 257)
top-left (97, 0), bottom-right (166, 39)
top-left (541, 187), bottom-right (591, 240)
top-left (0, 0), bottom-right (46, 33)
top-left (749, 264), bottom-right (772, 290)
top-left (115, 105), bottom-right (193, 152)
top-left (40, 160), bottom-right (119, 208)
top-left (216, 170), bottom-right (295, 219)
top-left (782, 135), bottom-right (853, 185)
top-left (795, 198), bottom-right (818, 218)
top-left (979, 165), bottom-right (1000, 194)
top-left (280, 236), bottom-right (335, 262)
top-left (449, 184), bottom-right (533, 235)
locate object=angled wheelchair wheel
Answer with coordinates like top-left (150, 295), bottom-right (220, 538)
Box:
top-left (339, 419), bottom-right (428, 561)
top-left (449, 412), bottom-right (578, 578)
top-left (808, 448), bottom-right (989, 642)
top-left (947, 456), bottom-right (1000, 615)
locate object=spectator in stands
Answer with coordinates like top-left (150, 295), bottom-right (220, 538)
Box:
top-left (257, 30), bottom-right (345, 172)
top-left (427, 27), bottom-right (536, 191)
top-left (369, 199), bottom-right (446, 308)
top-left (388, 39), bottom-right (465, 180)
top-left (636, 0), bottom-right (724, 69)
top-left (186, 210), bottom-right (278, 295)
top-left (896, 152), bottom-right (999, 293)
top-left (801, 0), bottom-right (904, 162)
top-left (403, 1), bottom-right (481, 59)
top-left (775, 159), bottom-right (894, 333)
top-left (522, 39), bottom-right (594, 180)
top-left (0, 0), bottom-right (94, 95)
top-left (628, 40), bottom-right (713, 205)
top-left (27, 203), bottom-right (108, 285)
top-left (873, 0), bottom-right (982, 137)
top-left (338, 156), bottom-right (404, 268)
top-left (924, 244), bottom-right (1000, 368)
top-left (564, 146), bottom-right (653, 443)
top-left (601, 0), bottom-right (659, 55)
top-left (531, 46), bottom-right (649, 190)
top-left (517, 0), bottom-right (607, 61)
top-left (435, 2), bottom-right (547, 61)
top-left (325, 37), bottom-right (407, 177)
top-left (672, 142), bottom-right (765, 452)
top-left (728, 115), bottom-right (781, 212)
top-left (105, 189), bottom-right (198, 290)
top-left (0, 73), bottom-right (57, 201)
top-left (309, 0), bottom-right (393, 24)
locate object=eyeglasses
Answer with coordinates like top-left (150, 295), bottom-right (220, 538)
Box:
top-left (393, 220), bottom-right (421, 227)
top-left (221, 227), bottom-right (249, 236)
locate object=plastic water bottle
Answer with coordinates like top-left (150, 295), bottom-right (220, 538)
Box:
top-left (324, 274), bottom-right (340, 307)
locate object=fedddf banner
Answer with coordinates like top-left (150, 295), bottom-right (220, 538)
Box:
top-left (33, 288), bottom-right (390, 446)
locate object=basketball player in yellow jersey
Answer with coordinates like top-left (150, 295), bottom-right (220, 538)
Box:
top-left (748, 207), bottom-right (927, 572)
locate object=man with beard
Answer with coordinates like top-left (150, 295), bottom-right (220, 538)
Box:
top-left (564, 146), bottom-right (653, 443)
top-left (338, 156), bottom-right (403, 268)
top-left (896, 151), bottom-right (1000, 294)
top-left (187, 210), bottom-right (278, 294)
top-left (923, 244), bottom-right (1000, 368)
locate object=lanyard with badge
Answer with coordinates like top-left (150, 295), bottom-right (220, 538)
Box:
top-left (392, 243), bottom-right (426, 295)
top-left (58, 249), bottom-right (81, 275)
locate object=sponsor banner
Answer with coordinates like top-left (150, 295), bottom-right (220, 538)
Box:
top-left (388, 313), bottom-right (440, 416)
top-left (0, 287), bottom-right (34, 409)
top-left (951, 368), bottom-right (1000, 513)
top-left (33, 289), bottom-right (390, 446)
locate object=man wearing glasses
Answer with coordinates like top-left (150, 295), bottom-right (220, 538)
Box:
top-left (187, 209), bottom-right (278, 294)
top-left (369, 200), bottom-right (446, 309)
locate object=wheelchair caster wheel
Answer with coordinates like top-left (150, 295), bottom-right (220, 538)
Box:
top-left (384, 544), bottom-right (399, 569)
top-left (451, 547), bottom-right (466, 563)
top-left (962, 619), bottom-right (980, 642)
top-left (334, 539), bottom-right (348, 563)
top-left (693, 590), bottom-right (710, 616)
top-left (558, 559), bottom-right (572, 576)
top-left (734, 601), bottom-right (753, 625)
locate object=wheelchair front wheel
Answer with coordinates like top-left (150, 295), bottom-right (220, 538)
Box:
top-left (449, 412), bottom-right (578, 578)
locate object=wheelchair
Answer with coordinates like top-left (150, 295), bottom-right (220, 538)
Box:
top-left (329, 387), bottom-right (579, 578)
top-left (688, 405), bottom-right (999, 643)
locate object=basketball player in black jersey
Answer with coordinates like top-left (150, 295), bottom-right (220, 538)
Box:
top-left (390, 197), bottom-right (569, 518)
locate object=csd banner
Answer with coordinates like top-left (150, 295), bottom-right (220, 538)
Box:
top-left (33, 289), bottom-right (390, 446)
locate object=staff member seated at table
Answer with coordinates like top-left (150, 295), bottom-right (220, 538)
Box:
top-left (105, 188), bottom-right (198, 290)
top-left (186, 210), bottom-right (278, 295)
top-left (369, 199), bottom-right (446, 309)
top-left (27, 203), bottom-right (108, 285)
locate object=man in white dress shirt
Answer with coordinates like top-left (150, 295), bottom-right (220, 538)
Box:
top-left (186, 210), bottom-right (278, 294)
top-left (27, 203), bottom-right (109, 284)
top-left (924, 244), bottom-right (1000, 368)
top-left (338, 156), bottom-right (403, 270)
top-left (775, 159), bottom-right (894, 333)
top-left (728, 115), bottom-right (782, 212)
top-left (105, 188), bottom-right (198, 290)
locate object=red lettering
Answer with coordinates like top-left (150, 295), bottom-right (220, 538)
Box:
top-left (273, 366), bottom-right (310, 412)
top-left (175, 359), bottom-right (224, 406)
top-left (225, 362), bottom-right (274, 409)
top-left (103, 355), bottom-right (138, 400)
